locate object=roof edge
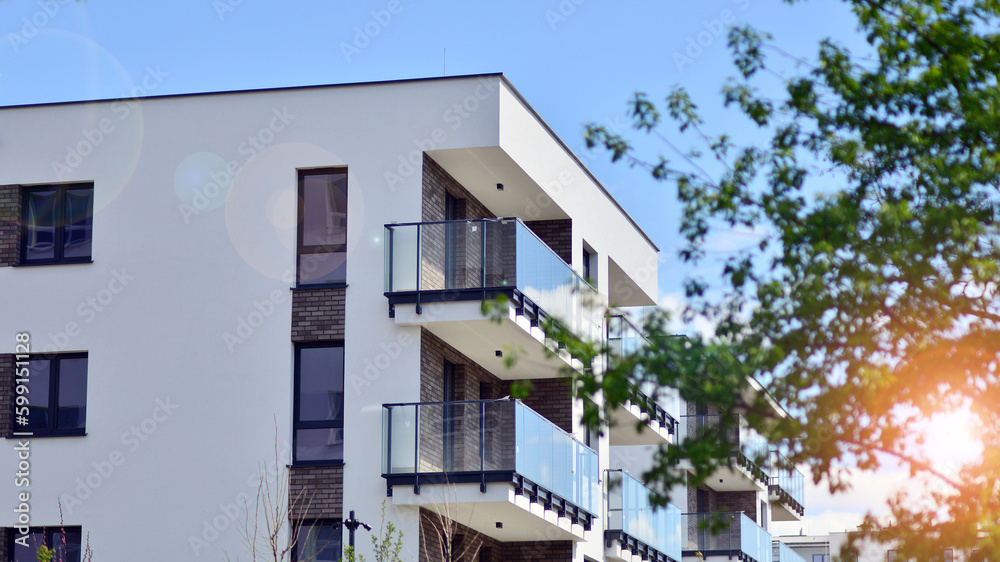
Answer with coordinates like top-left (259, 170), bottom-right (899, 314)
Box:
top-left (497, 75), bottom-right (660, 253)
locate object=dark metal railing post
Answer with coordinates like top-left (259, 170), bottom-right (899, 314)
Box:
top-left (415, 223), bottom-right (423, 314)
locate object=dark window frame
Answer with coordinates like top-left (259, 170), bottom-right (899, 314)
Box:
top-left (292, 342), bottom-right (345, 466)
top-left (19, 183), bottom-right (94, 266)
top-left (7, 526), bottom-right (83, 562)
top-left (291, 518), bottom-right (342, 562)
top-left (11, 352), bottom-right (88, 438)
top-left (296, 168), bottom-right (348, 287)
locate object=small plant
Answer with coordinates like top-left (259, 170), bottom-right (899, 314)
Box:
top-left (342, 500), bottom-right (404, 562)
top-left (34, 500), bottom-right (94, 562)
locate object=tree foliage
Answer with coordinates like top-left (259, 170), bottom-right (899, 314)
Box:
top-left (580, 0), bottom-right (1000, 557)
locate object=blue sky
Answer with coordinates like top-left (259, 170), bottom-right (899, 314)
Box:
top-left (1, 0), bottom-right (884, 536)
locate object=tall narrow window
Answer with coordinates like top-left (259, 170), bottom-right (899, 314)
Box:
top-left (19, 353), bottom-right (88, 437)
top-left (21, 183), bottom-right (94, 265)
top-left (297, 169), bottom-right (347, 285)
top-left (293, 343), bottom-right (345, 464)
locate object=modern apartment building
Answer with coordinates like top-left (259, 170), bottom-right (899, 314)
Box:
top-left (0, 73), bottom-right (802, 562)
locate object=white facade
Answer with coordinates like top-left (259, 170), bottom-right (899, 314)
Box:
top-left (0, 74), bottom-right (796, 562)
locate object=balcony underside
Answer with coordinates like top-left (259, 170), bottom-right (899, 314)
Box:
top-left (389, 290), bottom-right (579, 379)
top-left (385, 472), bottom-right (593, 542)
top-left (701, 461), bottom-right (768, 493)
top-left (609, 400), bottom-right (674, 446)
top-left (605, 531), bottom-right (677, 562)
top-left (768, 487), bottom-right (804, 521)
top-left (682, 550), bottom-right (756, 562)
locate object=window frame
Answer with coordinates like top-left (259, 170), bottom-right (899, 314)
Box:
top-left (292, 342), bottom-right (345, 466)
top-left (291, 519), bottom-right (342, 562)
top-left (296, 168), bottom-right (348, 287)
top-left (12, 352), bottom-right (88, 438)
top-left (7, 526), bottom-right (83, 562)
top-left (19, 183), bottom-right (94, 266)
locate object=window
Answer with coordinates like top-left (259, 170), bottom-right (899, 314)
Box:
top-left (943, 549), bottom-right (954, 562)
top-left (293, 343), bottom-right (344, 464)
top-left (812, 555), bottom-right (830, 562)
top-left (17, 353), bottom-right (87, 437)
top-left (582, 246), bottom-right (593, 282)
top-left (887, 551), bottom-right (898, 562)
top-left (293, 520), bottom-right (341, 562)
top-left (8, 526), bottom-right (82, 562)
top-left (21, 183), bottom-right (94, 265)
top-left (297, 169), bottom-right (347, 285)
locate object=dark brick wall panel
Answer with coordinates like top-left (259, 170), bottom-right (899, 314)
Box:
top-left (501, 378), bottom-right (573, 434)
top-left (717, 490), bottom-right (757, 523)
top-left (289, 465), bottom-right (343, 519)
top-left (524, 219), bottom-right (572, 265)
top-left (0, 355), bottom-right (12, 437)
top-left (0, 184), bottom-right (21, 267)
top-left (500, 540), bottom-right (573, 561)
top-left (422, 155), bottom-right (494, 222)
top-left (418, 508), bottom-right (503, 562)
top-left (291, 288), bottom-right (345, 341)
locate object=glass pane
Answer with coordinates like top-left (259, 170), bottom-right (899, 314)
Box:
top-left (63, 188), bottom-right (94, 259)
top-left (296, 428), bottom-right (343, 462)
top-left (299, 521), bottom-right (342, 562)
top-left (12, 531), bottom-right (45, 562)
top-left (298, 346), bottom-right (344, 423)
top-left (25, 359), bottom-right (51, 431)
top-left (53, 529), bottom-right (82, 562)
top-left (301, 172), bottom-right (348, 249)
top-left (24, 189), bottom-right (57, 261)
top-left (386, 225), bottom-right (418, 292)
top-left (298, 251), bottom-right (347, 285)
top-left (386, 405), bottom-right (417, 474)
top-left (57, 357), bottom-right (88, 430)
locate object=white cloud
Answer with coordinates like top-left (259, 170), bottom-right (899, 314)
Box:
top-left (657, 292), bottom-right (716, 338)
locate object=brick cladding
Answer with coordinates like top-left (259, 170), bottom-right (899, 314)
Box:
top-left (418, 508), bottom-right (571, 562)
top-left (289, 465), bottom-right (343, 519)
top-left (524, 219), bottom-right (572, 265)
top-left (422, 154), bottom-right (494, 222)
top-left (0, 354), bottom-right (10, 438)
top-left (0, 184), bottom-right (21, 267)
top-left (290, 288), bottom-right (345, 341)
top-left (501, 378), bottom-right (573, 434)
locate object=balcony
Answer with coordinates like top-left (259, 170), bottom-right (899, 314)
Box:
top-left (384, 218), bottom-right (600, 379)
top-left (772, 540), bottom-right (807, 562)
top-left (607, 315), bottom-right (679, 446)
top-left (682, 512), bottom-right (772, 562)
top-left (682, 415), bottom-right (770, 491)
top-left (768, 451), bottom-right (805, 520)
top-left (382, 399), bottom-right (598, 541)
top-left (606, 470), bottom-right (682, 562)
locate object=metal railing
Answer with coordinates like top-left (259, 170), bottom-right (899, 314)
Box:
top-left (682, 414), bottom-right (771, 483)
top-left (383, 218), bottom-right (600, 341)
top-left (769, 451), bottom-right (805, 514)
top-left (607, 470), bottom-right (682, 562)
top-left (381, 399), bottom-right (599, 514)
top-left (682, 512), bottom-right (773, 562)
top-left (608, 314), bottom-right (681, 434)
top-left (773, 540), bottom-right (807, 562)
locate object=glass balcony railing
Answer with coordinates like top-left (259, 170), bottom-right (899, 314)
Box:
top-left (381, 399), bottom-right (599, 516)
top-left (607, 470), bottom-right (682, 562)
top-left (773, 540), bottom-right (807, 562)
top-left (608, 314), bottom-right (681, 434)
top-left (683, 414), bottom-right (771, 483)
top-left (383, 218), bottom-right (600, 341)
top-left (682, 512), bottom-right (773, 562)
top-left (769, 451), bottom-right (805, 514)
